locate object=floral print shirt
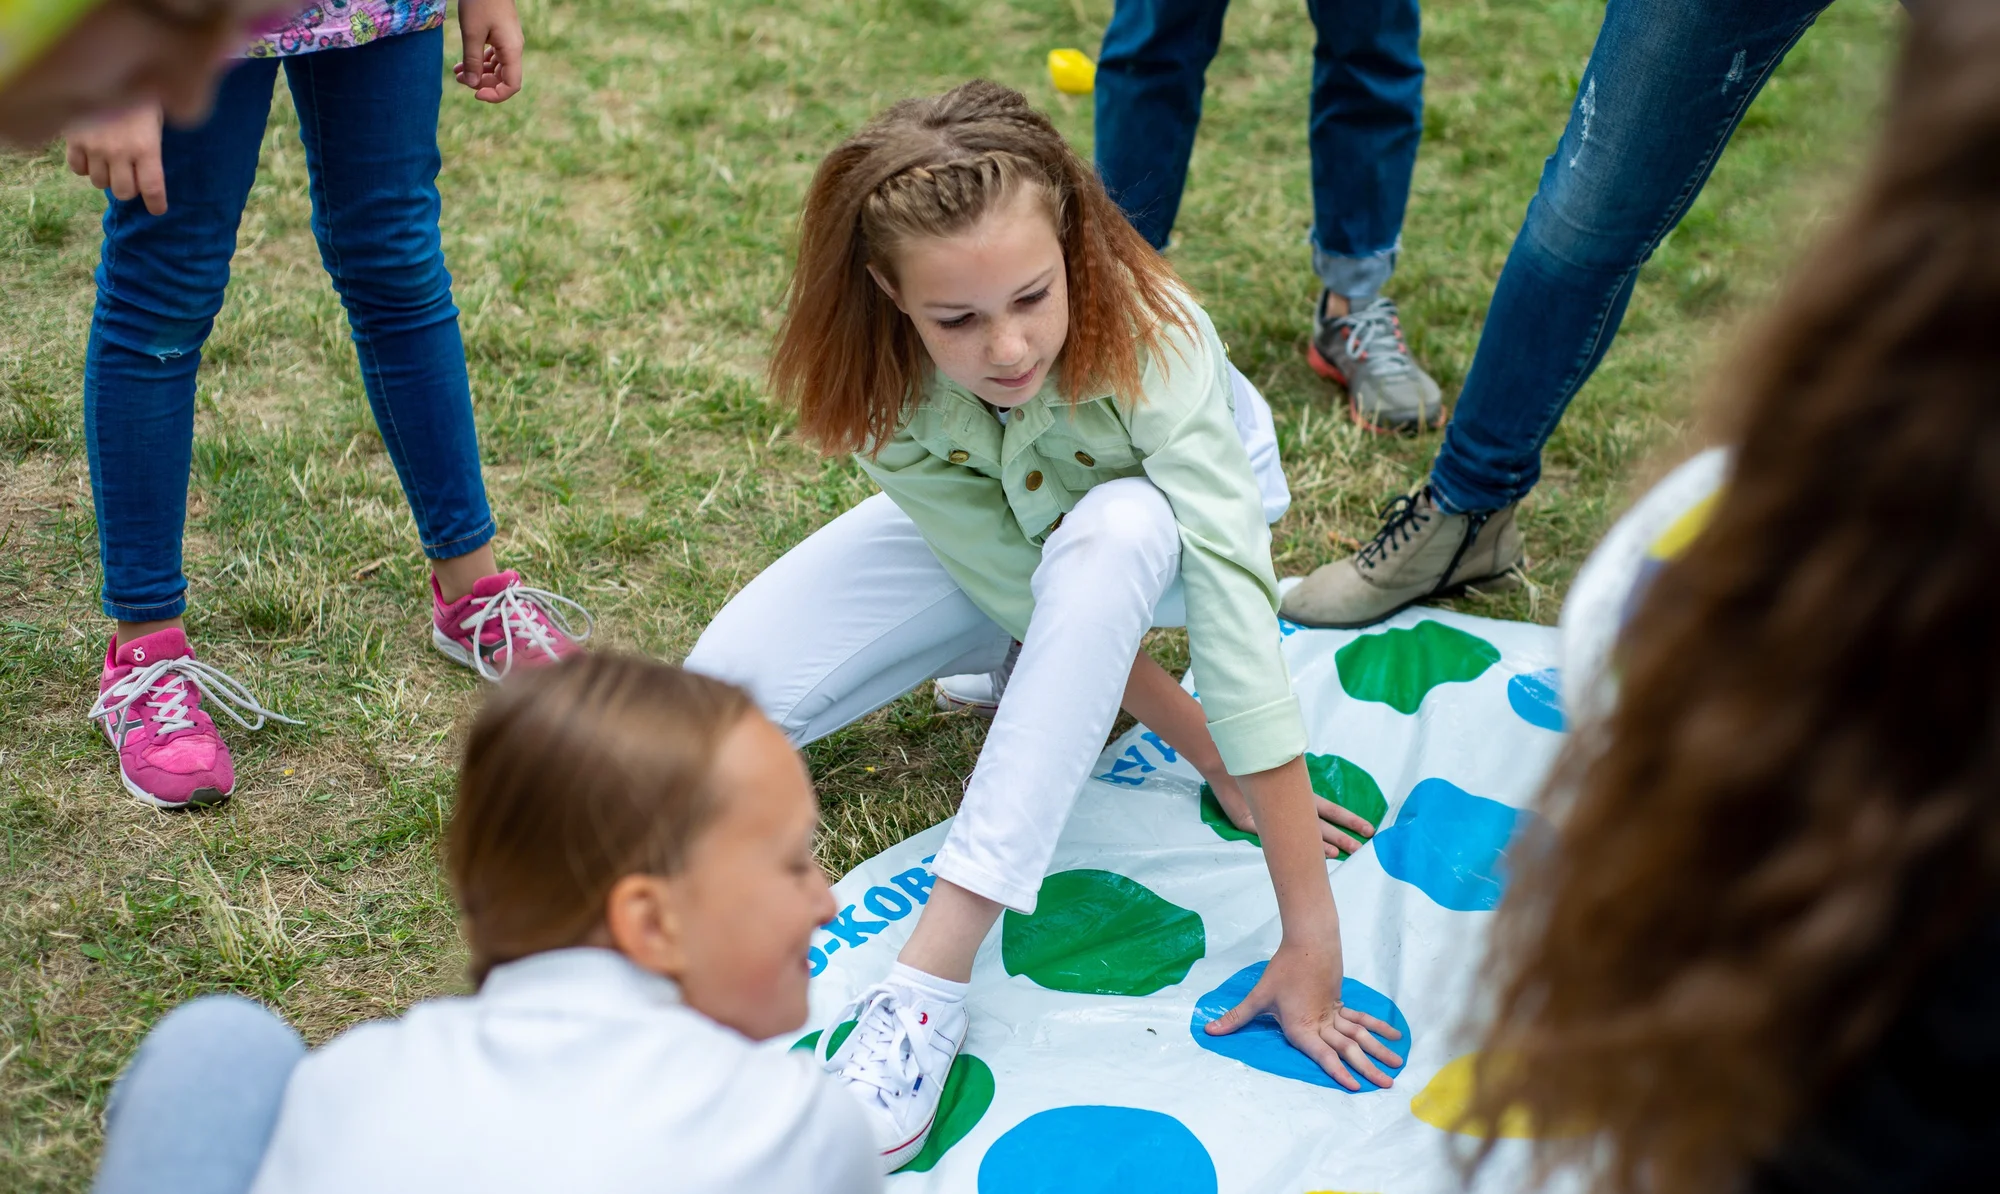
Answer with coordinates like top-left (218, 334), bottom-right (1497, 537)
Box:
top-left (243, 0), bottom-right (446, 58)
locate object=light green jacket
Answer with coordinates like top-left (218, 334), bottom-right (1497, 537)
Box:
top-left (857, 300), bottom-right (1306, 776)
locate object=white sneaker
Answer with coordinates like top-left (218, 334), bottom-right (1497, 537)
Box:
top-left (933, 641), bottom-right (1020, 717)
top-left (819, 983), bottom-right (969, 1173)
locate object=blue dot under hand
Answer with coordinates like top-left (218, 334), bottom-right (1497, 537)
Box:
top-left (1188, 963), bottom-right (1411, 1091)
top-left (1374, 778), bottom-right (1541, 912)
top-left (1507, 668), bottom-right (1565, 732)
top-left (977, 1105), bottom-right (1218, 1193)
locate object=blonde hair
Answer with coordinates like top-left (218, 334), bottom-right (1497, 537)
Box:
top-left (771, 79), bottom-right (1195, 455)
top-left (446, 654), bottom-right (755, 985)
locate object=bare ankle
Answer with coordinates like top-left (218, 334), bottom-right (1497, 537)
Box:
top-left (432, 543), bottom-right (501, 604)
top-left (115, 617), bottom-right (184, 644)
top-left (895, 879), bottom-right (1002, 984)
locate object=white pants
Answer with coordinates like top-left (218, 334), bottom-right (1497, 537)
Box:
top-left (687, 368), bottom-right (1288, 913)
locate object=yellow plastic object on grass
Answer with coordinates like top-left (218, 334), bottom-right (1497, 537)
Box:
top-left (1047, 48), bottom-right (1096, 95)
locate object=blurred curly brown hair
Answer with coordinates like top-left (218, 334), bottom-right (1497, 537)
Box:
top-left (1469, 2), bottom-right (2000, 1190)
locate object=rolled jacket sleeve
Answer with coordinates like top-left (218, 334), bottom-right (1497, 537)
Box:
top-left (856, 427), bottom-right (1042, 641)
top-left (1124, 311), bottom-right (1307, 775)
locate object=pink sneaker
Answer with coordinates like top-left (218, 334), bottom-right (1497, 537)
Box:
top-left (431, 570), bottom-right (592, 681)
top-left (88, 629), bottom-right (300, 809)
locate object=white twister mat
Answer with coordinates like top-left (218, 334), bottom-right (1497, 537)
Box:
top-left (792, 607), bottom-right (1581, 1194)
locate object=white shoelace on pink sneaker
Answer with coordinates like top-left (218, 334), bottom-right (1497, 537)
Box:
top-left (455, 580), bottom-right (593, 681)
top-left (88, 657), bottom-right (301, 747)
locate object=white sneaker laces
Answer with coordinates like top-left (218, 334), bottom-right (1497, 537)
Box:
top-left (1337, 300), bottom-right (1415, 376)
top-left (88, 657), bottom-right (302, 746)
top-left (457, 581), bottom-right (594, 681)
top-left (827, 987), bottom-right (931, 1102)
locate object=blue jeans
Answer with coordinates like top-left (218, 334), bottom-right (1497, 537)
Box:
top-left (1427, 0), bottom-right (1834, 515)
top-left (84, 28), bottom-right (495, 623)
top-left (93, 996), bottom-right (304, 1194)
top-left (1095, 0), bottom-right (1423, 305)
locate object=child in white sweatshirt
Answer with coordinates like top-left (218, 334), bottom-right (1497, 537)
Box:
top-left (92, 654), bottom-right (880, 1194)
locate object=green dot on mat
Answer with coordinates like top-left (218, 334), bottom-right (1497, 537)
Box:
top-left (1002, 869), bottom-right (1205, 996)
top-left (1309, 753), bottom-right (1389, 858)
top-left (898, 1053), bottom-right (996, 1173)
top-left (1335, 620), bottom-right (1501, 714)
top-left (790, 1018), bottom-right (858, 1056)
top-left (1199, 782), bottom-right (1261, 846)
top-left (1199, 754), bottom-right (1387, 859)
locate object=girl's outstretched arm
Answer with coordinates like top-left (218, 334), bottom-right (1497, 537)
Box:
top-left (1207, 757), bottom-right (1405, 1089)
top-left (1119, 653), bottom-right (1375, 857)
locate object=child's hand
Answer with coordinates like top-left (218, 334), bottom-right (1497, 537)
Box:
top-left (1202, 939), bottom-right (1404, 1090)
top-left (455, 0), bottom-right (525, 104)
top-left (1209, 774), bottom-right (1376, 858)
top-left (64, 104), bottom-right (167, 215)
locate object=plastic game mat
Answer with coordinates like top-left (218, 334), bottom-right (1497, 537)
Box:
top-left (795, 608), bottom-right (1581, 1194)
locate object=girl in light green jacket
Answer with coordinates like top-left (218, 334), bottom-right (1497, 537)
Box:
top-left (685, 79), bottom-right (1400, 1170)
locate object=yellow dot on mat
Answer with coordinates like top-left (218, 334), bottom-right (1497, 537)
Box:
top-left (1410, 1052), bottom-right (1537, 1139)
top-left (283, 769), bottom-right (295, 776)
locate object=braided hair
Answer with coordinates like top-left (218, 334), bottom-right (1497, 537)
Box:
top-left (771, 80), bottom-right (1194, 455)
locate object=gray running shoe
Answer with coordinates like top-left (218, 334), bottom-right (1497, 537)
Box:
top-left (1309, 294), bottom-right (1445, 433)
top-left (1280, 486), bottom-right (1523, 629)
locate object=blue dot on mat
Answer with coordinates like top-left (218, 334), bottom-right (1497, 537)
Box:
top-left (977, 1105), bottom-right (1217, 1194)
top-left (1374, 779), bottom-right (1539, 912)
top-left (1507, 668), bottom-right (1565, 732)
top-left (1188, 964), bottom-right (1410, 1091)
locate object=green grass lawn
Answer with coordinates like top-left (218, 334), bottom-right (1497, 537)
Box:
top-left (0, 0), bottom-right (1896, 1185)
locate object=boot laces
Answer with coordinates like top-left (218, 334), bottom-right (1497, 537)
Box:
top-left (1357, 489), bottom-right (1434, 569)
top-left (1334, 298), bottom-right (1415, 376)
top-left (458, 581), bottom-right (594, 681)
top-left (89, 657), bottom-right (302, 746)
top-left (825, 987), bottom-right (930, 1102)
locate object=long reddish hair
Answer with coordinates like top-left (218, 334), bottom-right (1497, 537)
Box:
top-left (1470, 2), bottom-right (2000, 1189)
top-left (770, 79), bottom-right (1193, 455)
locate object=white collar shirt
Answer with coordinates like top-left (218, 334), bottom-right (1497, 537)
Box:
top-left (249, 947), bottom-right (880, 1194)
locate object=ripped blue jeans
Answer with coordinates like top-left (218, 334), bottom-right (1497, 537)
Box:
top-left (1427, 0), bottom-right (1834, 515)
top-left (1095, 0), bottom-right (1423, 307)
top-left (83, 28), bottom-right (493, 622)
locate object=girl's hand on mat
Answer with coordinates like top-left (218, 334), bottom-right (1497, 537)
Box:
top-left (64, 104), bottom-right (166, 215)
top-left (1211, 777), bottom-right (1375, 858)
top-left (1204, 943), bottom-right (1405, 1089)
top-left (1316, 797), bottom-right (1377, 859)
top-left (1209, 776), bottom-right (1261, 836)
top-left (456, 0), bottom-right (525, 104)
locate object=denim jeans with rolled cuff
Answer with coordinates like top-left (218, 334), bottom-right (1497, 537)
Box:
top-left (1094, 0), bottom-right (1423, 308)
top-left (1426, 0), bottom-right (1836, 516)
top-left (83, 28), bottom-right (494, 623)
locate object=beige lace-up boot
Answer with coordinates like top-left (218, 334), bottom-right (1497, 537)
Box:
top-left (1281, 487), bottom-right (1523, 629)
